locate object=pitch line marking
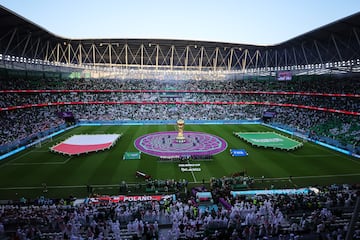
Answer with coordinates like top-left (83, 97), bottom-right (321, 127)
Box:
top-left (0, 180), bottom-right (202, 190)
top-left (311, 142), bottom-right (360, 165)
top-left (260, 172), bottom-right (360, 181)
top-left (8, 157), bottom-right (72, 166)
top-left (289, 146), bottom-right (360, 165)
top-left (33, 150), bottom-right (50, 153)
top-left (288, 153), bottom-right (334, 158)
top-left (1, 173), bottom-right (359, 191)
top-left (13, 150), bottom-right (33, 160)
top-left (347, 158), bottom-right (360, 165)
top-left (186, 160), bottom-right (198, 183)
top-left (190, 168), bottom-right (197, 183)
top-left (0, 147), bottom-right (38, 169)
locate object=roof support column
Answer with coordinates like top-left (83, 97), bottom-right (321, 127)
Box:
top-left (125, 44), bottom-right (128, 69)
top-left (67, 43), bottom-right (71, 64)
top-left (199, 46), bottom-right (204, 71)
top-left (301, 43), bottom-right (309, 66)
top-left (92, 43), bottom-right (95, 66)
top-left (255, 50), bottom-right (259, 70)
top-left (314, 40), bottom-right (323, 66)
top-left (79, 44), bottom-right (82, 65)
top-left (156, 44), bottom-right (159, 70)
top-left (228, 48), bottom-right (233, 71)
top-left (274, 50), bottom-right (278, 71)
top-left (21, 34), bottom-right (31, 57)
top-left (185, 46), bottom-right (189, 71)
top-left (214, 47), bottom-right (219, 71)
top-left (4, 28), bottom-right (17, 56)
top-left (331, 34), bottom-right (343, 62)
top-left (56, 43), bottom-right (60, 62)
top-left (141, 44), bottom-right (144, 69)
top-left (242, 49), bottom-right (248, 71)
top-left (353, 28), bottom-right (360, 48)
top-left (292, 47), bottom-right (298, 68)
top-left (45, 41), bottom-right (49, 61)
top-left (170, 45), bottom-right (174, 70)
top-left (265, 50), bottom-right (268, 70)
top-left (109, 44), bottom-right (112, 66)
top-left (33, 38), bottom-right (40, 60)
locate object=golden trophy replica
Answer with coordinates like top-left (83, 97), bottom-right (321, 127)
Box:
top-left (175, 119), bottom-right (186, 143)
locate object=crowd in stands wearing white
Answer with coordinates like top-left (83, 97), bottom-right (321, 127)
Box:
top-left (0, 182), bottom-right (358, 239)
top-left (0, 77), bottom-right (359, 152)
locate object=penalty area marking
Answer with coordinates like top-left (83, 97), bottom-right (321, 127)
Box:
top-left (310, 142), bottom-right (360, 165)
top-left (33, 150), bottom-right (51, 153)
top-left (288, 149), bottom-right (360, 166)
top-left (0, 148), bottom-right (39, 169)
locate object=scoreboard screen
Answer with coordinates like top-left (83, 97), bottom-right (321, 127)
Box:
top-left (57, 111), bottom-right (74, 118)
top-left (263, 111), bottom-right (277, 118)
top-left (277, 71), bottom-right (292, 81)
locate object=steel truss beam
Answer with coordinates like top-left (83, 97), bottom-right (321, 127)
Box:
top-left (1, 25), bottom-right (360, 72)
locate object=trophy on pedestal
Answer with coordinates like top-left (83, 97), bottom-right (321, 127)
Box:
top-left (175, 119), bottom-right (186, 143)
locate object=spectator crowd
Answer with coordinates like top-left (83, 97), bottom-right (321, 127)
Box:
top-left (0, 76), bottom-right (359, 239)
top-left (0, 179), bottom-right (358, 239)
top-left (1, 77), bottom-right (359, 153)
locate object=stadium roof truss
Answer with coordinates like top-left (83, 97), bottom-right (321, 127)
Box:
top-left (0, 5), bottom-right (360, 73)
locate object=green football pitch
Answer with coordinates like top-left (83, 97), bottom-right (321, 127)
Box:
top-left (0, 124), bottom-right (359, 200)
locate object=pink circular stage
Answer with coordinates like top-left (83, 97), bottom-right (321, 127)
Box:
top-left (134, 131), bottom-right (227, 157)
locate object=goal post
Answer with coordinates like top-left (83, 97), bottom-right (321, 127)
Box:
top-left (34, 136), bottom-right (53, 148)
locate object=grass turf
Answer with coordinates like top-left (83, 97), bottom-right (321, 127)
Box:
top-left (0, 124), bottom-right (359, 200)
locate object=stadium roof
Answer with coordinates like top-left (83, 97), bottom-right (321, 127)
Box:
top-left (279, 11), bottom-right (360, 47)
top-left (0, 5), bottom-right (258, 49)
top-left (0, 5), bottom-right (61, 42)
top-left (0, 5), bottom-right (359, 70)
top-left (1, 5), bottom-right (359, 48)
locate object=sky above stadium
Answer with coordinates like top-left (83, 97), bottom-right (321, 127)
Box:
top-left (0, 0), bottom-right (359, 45)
